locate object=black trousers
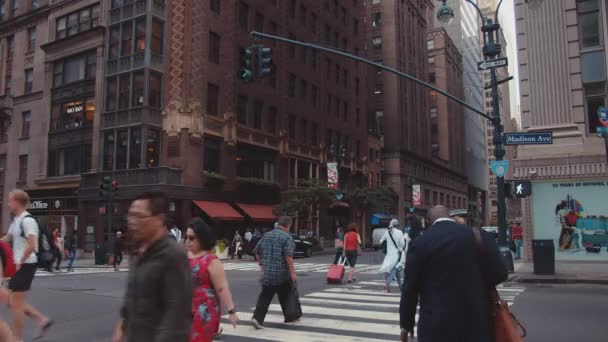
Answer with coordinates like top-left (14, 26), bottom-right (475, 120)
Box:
top-left (253, 282), bottom-right (294, 324)
top-left (53, 247), bottom-right (62, 270)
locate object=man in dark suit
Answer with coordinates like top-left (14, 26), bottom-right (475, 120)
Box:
top-left (400, 206), bottom-right (508, 342)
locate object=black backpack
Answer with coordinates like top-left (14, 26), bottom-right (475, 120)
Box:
top-left (20, 215), bottom-right (54, 263)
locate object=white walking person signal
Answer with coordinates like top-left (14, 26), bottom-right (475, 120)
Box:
top-left (516, 184), bottom-right (524, 195)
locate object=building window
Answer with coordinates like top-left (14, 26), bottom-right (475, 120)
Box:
top-left (311, 49), bottom-right (317, 69)
top-left (207, 83), bottom-right (219, 116)
top-left (18, 155), bottom-right (27, 183)
top-left (210, 0), bottom-right (220, 14)
top-left (10, 0), bottom-right (17, 17)
top-left (585, 83), bottom-right (605, 133)
top-left (311, 122), bottom-right (318, 145)
top-left (354, 18), bottom-right (359, 35)
top-left (343, 101), bottom-right (348, 122)
top-left (577, 0), bottom-right (602, 48)
top-left (326, 58), bottom-right (331, 80)
top-left (335, 64), bottom-right (340, 83)
top-left (355, 77), bottom-right (360, 96)
top-left (343, 69), bottom-right (348, 88)
top-left (130, 127), bottom-right (142, 168)
top-left (121, 21), bottom-right (133, 57)
top-left (237, 95), bottom-right (248, 125)
top-left (105, 77), bottom-right (117, 111)
top-left (327, 94), bottom-right (332, 113)
top-left (288, 33), bottom-right (296, 59)
top-left (53, 51), bottom-right (96, 88)
top-left (47, 145), bottom-right (92, 177)
top-left (288, 73), bottom-right (296, 97)
top-left (372, 12), bottom-right (381, 28)
top-left (581, 51), bottom-right (606, 83)
top-left (146, 129), bottom-right (160, 167)
top-left (118, 74), bottom-right (130, 109)
top-left (311, 13), bottom-right (317, 33)
top-left (299, 80), bottom-right (307, 101)
top-left (311, 84), bottom-right (318, 107)
top-left (132, 71), bottom-right (145, 107)
top-left (149, 72), bottom-right (162, 109)
top-left (21, 111), bottom-right (30, 138)
top-left (267, 106), bottom-right (277, 134)
top-left (116, 128), bottom-right (129, 170)
top-left (27, 27), bottom-right (36, 53)
top-left (50, 97), bottom-right (95, 131)
top-left (288, 113), bottom-right (296, 139)
top-left (429, 72), bottom-right (436, 83)
top-left (203, 138), bottom-right (221, 173)
top-left (56, 5), bottom-right (100, 40)
top-left (255, 12), bottom-right (264, 32)
top-left (103, 131), bottom-right (115, 170)
top-left (239, 1), bottom-right (249, 30)
top-left (109, 26), bottom-right (120, 59)
top-left (0, 116), bottom-right (9, 142)
top-left (208, 31), bottom-right (221, 64)
top-left (289, 0), bottom-right (296, 18)
top-left (299, 5), bottom-right (306, 27)
top-left (253, 101), bottom-right (263, 130)
top-left (300, 119), bottom-right (307, 144)
top-left (24, 69), bottom-right (33, 94)
top-left (151, 19), bottom-right (164, 54)
top-left (356, 108), bottom-right (360, 127)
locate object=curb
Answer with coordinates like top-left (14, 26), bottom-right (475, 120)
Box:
top-left (509, 276), bottom-right (608, 286)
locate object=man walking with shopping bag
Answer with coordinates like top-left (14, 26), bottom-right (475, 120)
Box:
top-left (251, 216), bottom-right (300, 329)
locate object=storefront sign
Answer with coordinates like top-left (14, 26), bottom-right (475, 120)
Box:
top-left (532, 180), bottom-right (608, 261)
top-left (65, 102), bottom-right (84, 114)
top-left (327, 162), bottom-right (338, 189)
top-left (27, 200), bottom-right (49, 210)
top-left (412, 185), bottom-right (421, 207)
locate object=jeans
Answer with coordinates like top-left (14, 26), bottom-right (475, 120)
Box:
top-left (514, 239), bottom-right (523, 259)
top-left (253, 282), bottom-right (293, 324)
top-left (66, 250), bottom-right (76, 270)
top-left (386, 266), bottom-right (402, 289)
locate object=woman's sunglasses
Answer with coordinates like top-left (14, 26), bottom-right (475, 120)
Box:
top-left (186, 235), bottom-right (196, 242)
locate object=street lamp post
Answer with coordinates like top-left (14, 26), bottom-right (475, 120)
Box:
top-left (437, 0), bottom-right (514, 272)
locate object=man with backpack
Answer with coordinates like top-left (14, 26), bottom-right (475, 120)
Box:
top-left (379, 219), bottom-right (406, 293)
top-left (1, 190), bottom-right (53, 341)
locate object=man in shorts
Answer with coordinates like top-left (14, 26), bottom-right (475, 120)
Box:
top-left (1, 190), bottom-right (53, 341)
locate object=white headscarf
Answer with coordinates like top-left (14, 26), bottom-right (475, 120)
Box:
top-left (389, 219), bottom-right (399, 229)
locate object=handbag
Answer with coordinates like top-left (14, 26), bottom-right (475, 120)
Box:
top-left (388, 229), bottom-right (404, 263)
top-left (472, 228), bottom-right (526, 342)
top-left (284, 281), bottom-right (302, 322)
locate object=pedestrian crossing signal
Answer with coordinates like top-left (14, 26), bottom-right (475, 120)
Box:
top-left (239, 48), bottom-right (254, 82)
top-left (514, 181), bottom-right (532, 198)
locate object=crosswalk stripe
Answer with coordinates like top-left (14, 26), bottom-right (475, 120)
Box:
top-left (230, 312), bottom-right (402, 338)
top-left (324, 288), bottom-right (401, 297)
top-left (268, 304), bottom-right (396, 321)
top-left (304, 292), bottom-right (401, 303)
top-left (300, 297), bottom-right (399, 309)
top-left (214, 323), bottom-right (392, 342)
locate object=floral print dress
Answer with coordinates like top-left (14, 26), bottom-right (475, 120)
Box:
top-left (190, 254), bottom-right (220, 342)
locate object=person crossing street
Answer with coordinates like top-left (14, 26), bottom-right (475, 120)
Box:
top-left (379, 219), bottom-right (406, 292)
top-left (251, 216), bottom-right (300, 329)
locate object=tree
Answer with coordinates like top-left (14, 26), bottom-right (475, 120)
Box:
top-left (347, 185), bottom-right (398, 214)
top-left (275, 179), bottom-right (337, 216)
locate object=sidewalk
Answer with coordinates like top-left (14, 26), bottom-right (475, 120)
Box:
top-left (509, 261), bottom-right (608, 285)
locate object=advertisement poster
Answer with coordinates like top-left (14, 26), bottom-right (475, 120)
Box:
top-left (327, 162), bottom-right (338, 189)
top-left (532, 180), bottom-right (608, 261)
top-left (412, 185), bottom-right (421, 207)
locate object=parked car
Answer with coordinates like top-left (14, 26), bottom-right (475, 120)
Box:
top-left (372, 227), bottom-right (388, 250)
top-left (291, 234), bottom-right (313, 258)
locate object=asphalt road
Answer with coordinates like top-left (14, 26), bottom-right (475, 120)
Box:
top-left (0, 252), bottom-right (605, 341)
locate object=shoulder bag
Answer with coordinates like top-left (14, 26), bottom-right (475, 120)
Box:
top-left (388, 229), bottom-right (404, 263)
top-left (472, 228), bottom-right (526, 342)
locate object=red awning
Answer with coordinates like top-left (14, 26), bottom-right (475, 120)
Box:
top-left (236, 203), bottom-right (277, 221)
top-left (193, 201), bottom-right (244, 221)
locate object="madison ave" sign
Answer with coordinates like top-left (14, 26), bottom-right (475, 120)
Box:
top-left (504, 132), bottom-right (553, 145)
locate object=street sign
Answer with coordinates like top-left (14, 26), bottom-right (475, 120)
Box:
top-left (514, 181), bottom-right (532, 198)
top-left (598, 106), bottom-right (608, 127)
top-left (477, 57), bottom-right (508, 71)
top-left (504, 132), bottom-right (553, 145)
top-left (490, 160), bottom-right (509, 178)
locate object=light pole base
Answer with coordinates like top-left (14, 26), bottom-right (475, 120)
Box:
top-left (499, 247), bottom-right (515, 273)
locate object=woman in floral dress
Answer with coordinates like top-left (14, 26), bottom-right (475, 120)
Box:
top-left (186, 218), bottom-right (239, 342)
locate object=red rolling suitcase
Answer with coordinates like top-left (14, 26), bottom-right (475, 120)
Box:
top-left (327, 257), bottom-right (347, 284)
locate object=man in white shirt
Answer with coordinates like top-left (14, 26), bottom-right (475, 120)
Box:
top-left (1, 190), bottom-right (53, 341)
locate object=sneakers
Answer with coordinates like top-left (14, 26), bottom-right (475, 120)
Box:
top-left (251, 318), bottom-right (264, 330)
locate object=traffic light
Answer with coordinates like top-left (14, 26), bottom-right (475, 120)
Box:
top-left (514, 181), bottom-right (532, 198)
top-left (99, 176), bottom-right (112, 197)
top-left (257, 47), bottom-right (272, 78)
top-left (112, 180), bottom-right (119, 192)
top-left (239, 48), bottom-right (254, 82)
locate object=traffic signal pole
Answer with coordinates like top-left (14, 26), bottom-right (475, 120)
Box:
top-left (249, 31), bottom-right (492, 121)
